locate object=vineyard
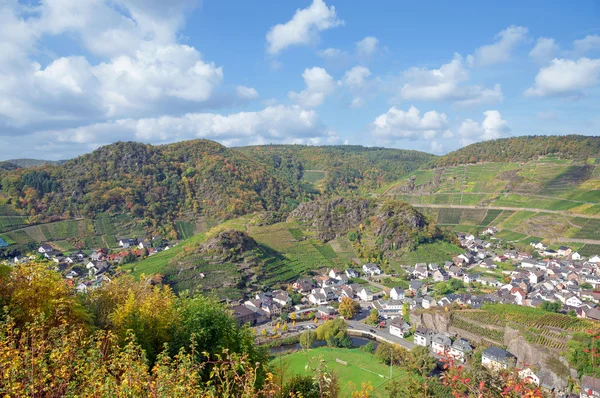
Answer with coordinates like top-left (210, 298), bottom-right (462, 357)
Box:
top-left (451, 316), bottom-right (505, 343)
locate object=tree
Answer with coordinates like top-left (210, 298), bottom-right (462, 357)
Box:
top-left (540, 301), bottom-right (561, 312)
top-left (367, 308), bottom-right (379, 325)
top-left (338, 297), bottom-right (360, 319)
top-left (406, 346), bottom-right (436, 377)
top-left (315, 318), bottom-right (348, 346)
top-left (282, 375), bottom-right (319, 398)
top-left (299, 330), bottom-right (316, 349)
top-left (402, 302), bottom-right (410, 323)
top-left (289, 312), bottom-right (297, 321)
top-left (261, 328), bottom-right (268, 337)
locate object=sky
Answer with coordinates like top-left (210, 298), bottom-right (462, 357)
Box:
top-left (1, 0), bottom-right (600, 160)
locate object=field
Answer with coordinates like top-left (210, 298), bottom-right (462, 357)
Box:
top-left (270, 347), bottom-right (409, 397)
top-left (397, 241), bottom-right (463, 266)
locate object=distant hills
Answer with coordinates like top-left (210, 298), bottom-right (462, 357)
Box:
top-left (0, 135), bottom-right (598, 251)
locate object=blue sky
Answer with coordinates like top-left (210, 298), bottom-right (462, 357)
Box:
top-left (1, 0), bottom-right (600, 159)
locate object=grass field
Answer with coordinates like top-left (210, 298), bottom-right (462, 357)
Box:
top-left (270, 347), bottom-right (409, 397)
top-left (176, 221), bottom-right (195, 239)
top-left (397, 241), bottom-right (463, 266)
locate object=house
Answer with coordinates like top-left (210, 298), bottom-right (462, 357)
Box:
top-left (38, 243), bottom-right (54, 253)
top-left (482, 227), bottom-right (498, 235)
top-left (357, 287), bottom-right (374, 302)
top-left (482, 346), bottom-right (516, 370)
top-left (530, 241), bottom-right (547, 251)
top-left (118, 238), bottom-right (137, 248)
top-left (339, 285), bottom-right (354, 299)
top-left (448, 266), bottom-right (463, 279)
top-left (543, 249), bottom-right (559, 257)
top-left (328, 269), bottom-right (341, 279)
top-left (479, 276), bottom-right (502, 287)
top-left (389, 287), bottom-right (405, 301)
top-left (529, 271), bottom-right (545, 284)
top-left (86, 260), bottom-right (109, 277)
top-left (572, 252), bottom-right (582, 261)
top-left (293, 278), bottom-right (314, 293)
top-left (345, 269), bottom-right (359, 278)
top-left (518, 368), bottom-right (540, 386)
top-left (409, 280), bottom-right (424, 294)
top-left (422, 296), bottom-right (437, 309)
top-left (433, 269), bottom-right (449, 282)
top-left (138, 239), bottom-right (152, 249)
top-left (231, 305), bottom-right (258, 326)
top-left (580, 307), bottom-right (600, 321)
top-left (373, 300), bottom-right (403, 318)
top-left (558, 246), bottom-right (572, 257)
top-left (414, 326), bottom-right (435, 347)
top-left (413, 263), bottom-right (429, 279)
top-left (464, 273), bottom-right (480, 284)
top-left (431, 334), bottom-right (452, 355)
top-left (389, 318), bottom-right (411, 338)
top-left (590, 255), bottom-right (600, 263)
top-left (449, 338), bottom-right (472, 362)
top-left (566, 295), bottom-right (583, 307)
top-left (308, 292), bottom-right (328, 306)
top-left (580, 375), bottom-right (600, 398)
top-left (457, 253), bottom-right (474, 265)
top-left (362, 263), bottom-right (382, 276)
top-left (273, 291), bottom-right (291, 307)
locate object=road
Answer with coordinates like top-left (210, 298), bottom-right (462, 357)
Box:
top-left (346, 319), bottom-right (416, 350)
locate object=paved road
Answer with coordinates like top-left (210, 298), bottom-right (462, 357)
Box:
top-left (346, 319), bottom-right (416, 350)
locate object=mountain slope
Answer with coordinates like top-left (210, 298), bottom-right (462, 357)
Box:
top-left (0, 140), bottom-right (310, 240)
top-left (236, 145), bottom-right (434, 192)
top-left (436, 135), bottom-right (600, 166)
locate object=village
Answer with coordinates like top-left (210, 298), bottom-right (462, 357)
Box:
top-left (7, 227), bottom-right (600, 397)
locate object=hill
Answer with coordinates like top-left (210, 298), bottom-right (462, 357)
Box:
top-left (0, 140), bottom-right (310, 246)
top-left (236, 145), bottom-right (434, 193)
top-left (380, 136), bottom-right (600, 245)
top-left (436, 135), bottom-right (600, 166)
top-left (4, 158), bottom-right (64, 168)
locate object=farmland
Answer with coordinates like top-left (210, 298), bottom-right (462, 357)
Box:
top-left (397, 241), bottom-right (463, 266)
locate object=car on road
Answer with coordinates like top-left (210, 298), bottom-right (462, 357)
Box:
top-left (369, 329), bottom-right (377, 333)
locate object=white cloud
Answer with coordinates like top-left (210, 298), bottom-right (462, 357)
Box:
top-left (356, 36), bottom-right (378, 59)
top-left (458, 110), bottom-right (510, 145)
top-left (573, 35), bottom-right (600, 56)
top-left (397, 54), bottom-right (503, 105)
top-left (0, 1), bottom-right (230, 129)
top-left (289, 67), bottom-right (335, 107)
top-left (340, 66), bottom-right (371, 88)
top-left (265, 0), bottom-right (343, 55)
top-left (473, 26), bottom-right (528, 66)
top-left (529, 37), bottom-right (559, 63)
top-left (236, 85), bottom-right (259, 100)
top-left (525, 57), bottom-right (600, 97)
top-left (36, 105), bottom-right (334, 150)
top-left (339, 66), bottom-right (374, 108)
top-left (318, 47), bottom-right (347, 59)
top-left (370, 106), bottom-right (450, 140)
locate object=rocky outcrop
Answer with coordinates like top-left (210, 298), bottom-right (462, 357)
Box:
top-left (410, 310), bottom-right (452, 333)
top-left (291, 197), bottom-right (432, 256)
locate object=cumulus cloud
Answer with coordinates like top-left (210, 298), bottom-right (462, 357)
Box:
top-left (9, 105), bottom-right (336, 159)
top-left (458, 110), bottom-right (511, 145)
top-left (236, 85), bottom-right (259, 100)
top-left (397, 54), bottom-right (503, 106)
top-left (573, 35), bottom-right (600, 56)
top-left (370, 106), bottom-right (450, 141)
top-left (339, 66), bottom-right (375, 108)
top-left (529, 37), bottom-right (559, 63)
top-left (525, 58), bottom-right (600, 97)
top-left (356, 36), bottom-right (378, 59)
top-left (473, 26), bottom-right (528, 66)
top-left (288, 67), bottom-right (336, 107)
top-left (265, 0), bottom-right (343, 55)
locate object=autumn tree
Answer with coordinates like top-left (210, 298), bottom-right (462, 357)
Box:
top-left (338, 297), bottom-right (360, 319)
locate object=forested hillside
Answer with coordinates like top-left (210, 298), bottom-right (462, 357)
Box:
top-left (436, 135), bottom-right (600, 166)
top-left (237, 145), bottom-right (433, 193)
top-left (0, 140), bottom-right (312, 240)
